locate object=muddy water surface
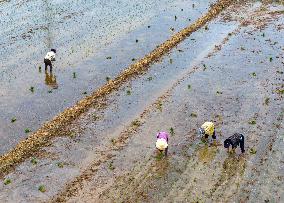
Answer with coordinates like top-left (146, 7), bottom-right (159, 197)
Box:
top-left (0, 0), bottom-right (216, 154)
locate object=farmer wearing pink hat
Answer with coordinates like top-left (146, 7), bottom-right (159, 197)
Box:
top-left (156, 131), bottom-right (169, 156)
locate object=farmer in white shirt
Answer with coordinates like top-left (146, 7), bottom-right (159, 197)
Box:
top-left (44, 49), bottom-right (56, 71)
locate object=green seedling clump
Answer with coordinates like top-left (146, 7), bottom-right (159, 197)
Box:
top-left (11, 117), bottom-right (17, 123)
top-left (264, 97), bottom-right (270, 105)
top-left (29, 86), bottom-right (34, 93)
top-left (110, 138), bottom-right (116, 145)
top-left (190, 112), bottom-right (197, 117)
top-left (4, 179), bottom-right (11, 185)
top-left (157, 102), bottom-right (163, 111)
top-left (269, 57), bottom-right (273, 62)
top-left (188, 84), bottom-right (191, 90)
top-left (216, 91), bottom-right (223, 95)
top-left (57, 162), bottom-right (64, 168)
top-left (31, 157), bottom-right (38, 165)
top-left (25, 128), bottom-right (31, 133)
top-left (126, 90), bottom-right (131, 95)
top-left (73, 72), bottom-right (76, 79)
top-left (38, 185), bottom-right (46, 193)
top-left (108, 161), bottom-right (115, 171)
top-left (170, 127), bottom-right (175, 136)
top-left (249, 148), bottom-right (257, 154)
top-left (106, 56), bottom-right (112, 59)
top-left (203, 64), bottom-right (207, 71)
top-left (248, 120), bottom-right (256, 125)
top-left (147, 77), bottom-right (153, 81)
top-left (93, 114), bottom-right (99, 121)
top-left (251, 72), bottom-right (257, 77)
top-left (48, 90), bottom-right (52, 93)
top-left (106, 76), bottom-right (111, 82)
top-left (276, 89), bottom-right (284, 95)
top-left (155, 151), bottom-right (164, 161)
top-left (83, 91), bottom-right (87, 95)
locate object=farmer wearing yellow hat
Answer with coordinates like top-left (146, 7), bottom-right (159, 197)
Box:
top-left (198, 122), bottom-right (216, 142)
top-left (156, 132), bottom-right (169, 156)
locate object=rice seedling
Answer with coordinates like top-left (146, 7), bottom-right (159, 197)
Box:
top-left (190, 112), bottom-right (197, 117)
top-left (170, 127), bottom-right (175, 136)
top-left (29, 86), bottom-right (34, 93)
top-left (108, 161), bottom-right (115, 171)
top-left (248, 119), bottom-right (256, 125)
top-left (264, 97), bottom-right (270, 105)
top-left (38, 185), bottom-right (46, 193)
top-left (251, 72), bottom-right (256, 77)
top-left (249, 148), bottom-right (257, 154)
top-left (31, 157), bottom-right (38, 165)
top-left (4, 179), bottom-right (11, 185)
top-left (57, 162), bottom-right (64, 168)
top-left (25, 128), bottom-right (31, 133)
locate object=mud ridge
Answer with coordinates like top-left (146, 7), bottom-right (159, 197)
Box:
top-left (0, 0), bottom-right (234, 178)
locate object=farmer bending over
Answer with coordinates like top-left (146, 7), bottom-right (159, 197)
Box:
top-left (224, 133), bottom-right (245, 153)
top-left (44, 49), bottom-right (56, 71)
top-left (156, 131), bottom-right (169, 156)
top-left (198, 122), bottom-right (216, 143)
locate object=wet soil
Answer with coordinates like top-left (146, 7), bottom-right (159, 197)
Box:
top-left (0, 0), bottom-right (283, 203)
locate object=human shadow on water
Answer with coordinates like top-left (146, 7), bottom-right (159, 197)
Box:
top-left (44, 70), bottom-right (58, 89)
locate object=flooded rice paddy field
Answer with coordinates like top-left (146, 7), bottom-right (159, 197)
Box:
top-left (0, 0), bottom-right (217, 154)
top-left (0, 0), bottom-right (283, 202)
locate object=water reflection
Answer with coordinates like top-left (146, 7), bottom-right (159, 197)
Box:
top-left (45, 70), bottom-right (58, 89)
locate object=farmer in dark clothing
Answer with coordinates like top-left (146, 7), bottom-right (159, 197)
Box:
top-left (224, 133), bottom-right (245, 153)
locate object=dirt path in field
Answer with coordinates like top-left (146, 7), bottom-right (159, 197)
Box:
top-left (0, 1), bottom-right (283, 203)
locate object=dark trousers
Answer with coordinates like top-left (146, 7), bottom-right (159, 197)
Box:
top-left (239, 134), bottom-right (245, 153)
top-left (204, 131), bottom-right (216, 139)
top-left (44, 59), bottom-right (52, 71)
